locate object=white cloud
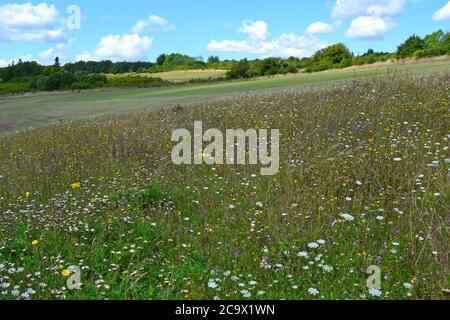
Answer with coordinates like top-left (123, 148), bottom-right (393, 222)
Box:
top-left (39, 48), bottom-right (54, 60)
top-left (38, 39), bottom-right (75, 65)
top-left (76, 34), bottom-right (152, 62)
top-left (132, 15), bottom-right (175, 33)
top-left (207, 21), bottom-right (327, 58)
top-left (307, 21), bottom-right (341, 34)
top-left (332, 0), bottom-right (407, 19)
top-left (346, 15), bottom-right (393, 39)
top-left (237, 20), bottom-right (269, 40)
top-left (433, 1), bottom-right (450, 21)
top-left (0, 2), bottom-right (64, 43)
top-left (0, 55), bottom-right (33, 67)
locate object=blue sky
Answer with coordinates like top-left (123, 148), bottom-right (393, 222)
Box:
top-left (0, 0), bottom-right (449, 66)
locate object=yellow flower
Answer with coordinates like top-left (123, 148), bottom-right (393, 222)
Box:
top-left (70, 182), bottom-right (81, 190)
top-left (31, 240), bottom-right (39, 246)
top-left (25, 192), bottom-right (31, 198)
top-left (61, 269), bottom-right (71, 277)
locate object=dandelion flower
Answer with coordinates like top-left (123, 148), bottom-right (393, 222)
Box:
top-left (31, 240), bottom-right (39, 246)
top-left (70, 182), bottom-right (81, 190)
top-left (61, 269), bottom-right (71, 277)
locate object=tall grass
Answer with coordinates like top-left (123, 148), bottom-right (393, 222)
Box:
top-left (0, 72), bottom-right (448, 300)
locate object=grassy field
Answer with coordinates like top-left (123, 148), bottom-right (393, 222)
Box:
top-left (1, 58), bottom-right (449, 133)
top-left (107, 69), bottom-right (228, 81)
top-left (0, 70), bottom-right (448, 300)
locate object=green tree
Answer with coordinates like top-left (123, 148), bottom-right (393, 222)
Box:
top-left (313, 43), bottom-right (353, 65)
top-left (156, 54), bottom-right (166, 66)
top-left (227, 59), bottom-right (250, 79)
top-left (424, 30), bottom-right (445, 49)
top-left (207, 56), bottom-right (220, 65)
top-left (397, 35), bottom-right (426, 59)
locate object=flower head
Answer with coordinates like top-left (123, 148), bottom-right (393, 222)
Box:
top-left (70, 182), bottom-right (81, 190)
top-left (61, 269), bottom-right (71, 277)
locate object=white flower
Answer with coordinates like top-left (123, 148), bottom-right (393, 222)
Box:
top-left (308, 287), bottom-right (319, 296)
top-left (322, 265), bottom-right (333, 272)
top-left (241, 289), bottom-right (251, 298)
top-left (376, 216), bottom-right (385, 221)
top-left (345, 197), bottom-right (352, 201)
top-left (249, 280), bottom-right (257, 286)
top-left (308, 242), bottom-right (319, 249)
top-left (257, 290), bottom-right (265, 296)
top-left (356, 181), bottom-right (363, 186)
top-left (368, 288), bottom-right (382, 297)
top-left (256, 202), bottom-right (263, 208)
top-left (316, 239), bottom-right (326, 245)
top-left (297, 251), bottom-right (309, 258)
top-left (228, 204), bottom-right (236, 209)
top-left (392, 242), bottom-right (400, 246)
top-left (1, 282), bottom-right (10, 289)
top-left (340, 213), bottom-right (355, 221)
top-left (208, 281), bottom-right (218, 289)
top-left (403, 283), bottom-right (413, 289)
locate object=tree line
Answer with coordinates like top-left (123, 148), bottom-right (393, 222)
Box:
top-left (0, 29), bottom-right (449, 94)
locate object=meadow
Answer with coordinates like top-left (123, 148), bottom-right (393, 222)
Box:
top-left (0, 68), bottom-right (448, 300)
top-left (1, 58), bottom-right (449, 133)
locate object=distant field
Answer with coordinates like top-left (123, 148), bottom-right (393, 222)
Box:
top-left (107, 69), bottom-right (227, 81)
top-left (1, 58), bottom-right (449, 133)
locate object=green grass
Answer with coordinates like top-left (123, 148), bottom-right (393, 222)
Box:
top-left (0, 71), bottom-right (448, 300)
top-left (1, 59), bottom-right (449, 133)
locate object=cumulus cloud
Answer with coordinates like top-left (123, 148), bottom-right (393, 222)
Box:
top-left (0, 2), bottom-right (64, 43)
top-left (332, 0), bottom-right (407, 40)
top-left (433, 1), bottom-right (450, 21)
top-left (76, 34), bottom-right (152, 62)
top-left (208, 21), bottom-right (327, 58)
top-left (332, 0), bottom-right (406, 19)
top-left (346, 15), bottom-right (393, 40)
top-left (132, 15), bottom-right (175, 33)
top-left (307, 21), bottom-right (341, 34)
top-left (237, 20), bottom-right (269, 40)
